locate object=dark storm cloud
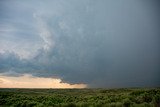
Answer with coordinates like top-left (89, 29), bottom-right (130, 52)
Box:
top-left (0, 0), bottom-right (160, 88)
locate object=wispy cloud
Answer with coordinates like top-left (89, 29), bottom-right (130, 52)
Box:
top-left (33, 13), bottom-right (54, 51)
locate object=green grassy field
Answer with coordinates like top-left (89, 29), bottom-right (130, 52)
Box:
top-left (0, 88), bottom-right (160, 107)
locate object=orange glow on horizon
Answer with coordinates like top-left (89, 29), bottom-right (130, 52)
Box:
top-left (0, 74), bottom-right (87, 88)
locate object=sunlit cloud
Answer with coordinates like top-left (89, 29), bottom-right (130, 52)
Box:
top-left (0, 74), bottom-right (87, 88)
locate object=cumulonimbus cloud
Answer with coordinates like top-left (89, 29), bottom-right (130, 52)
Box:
top-left (0, 0), bottom-right (160, 88)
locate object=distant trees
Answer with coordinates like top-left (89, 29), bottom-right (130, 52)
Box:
top-left (0, 88), bottom-right (160, 107)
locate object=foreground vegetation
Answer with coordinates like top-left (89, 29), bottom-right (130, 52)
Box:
top-left (0, 88), bottom-right (160, 107)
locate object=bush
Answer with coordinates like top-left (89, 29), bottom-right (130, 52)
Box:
top-left (106, 102), bottom-right (117, 107)
top-left (115, 102), bottom-right (123, 107)
top-left (153, 94), bottom-right (160, 107)
top-left (64, 103), bottom-right (76, 107)
top-left (134, 96), bottom-right (143, 104)
top-left (142, 92), bottom-right (152, 103)
top-left (132, 102), bottom-right (150, 107)
top-left (123, 98), bottom-right (131, 107)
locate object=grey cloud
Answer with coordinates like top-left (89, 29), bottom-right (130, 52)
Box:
top-left (0, 0), bottom-right (160, 88)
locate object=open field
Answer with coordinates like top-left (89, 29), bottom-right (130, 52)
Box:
top-left (0, 88), bottom-right (160, 107)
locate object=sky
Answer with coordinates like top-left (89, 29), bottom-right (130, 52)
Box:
top-left (0, 0), bottom-right (160, 88)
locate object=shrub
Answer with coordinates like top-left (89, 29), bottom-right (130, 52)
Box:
top-left (123, 98), bottom-right (131, 107)
top-left (64, 103), bottom-right (76, 107)
top-left (115, 102), bottom-right (123, 107)
top-left (153, 94), bottom-right (160, 107)
top-left (134, 96), bottom-right (143, 104)
top-left (142, 92), bottom-right (152, 103)
top-left (106, 102), bottom-right (117, 107)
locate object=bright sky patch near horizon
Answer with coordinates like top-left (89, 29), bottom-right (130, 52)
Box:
top-left (0, 74), bottom-right (86, 88)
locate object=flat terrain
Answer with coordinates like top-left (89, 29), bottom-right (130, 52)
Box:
top-left (0, 88), bottom-right (160, 107)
